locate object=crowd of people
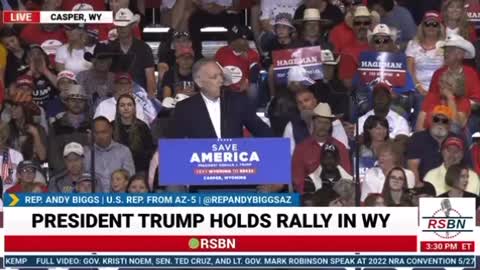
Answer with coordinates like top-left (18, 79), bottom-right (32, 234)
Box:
top-left (0, 0), bottom-right (479, 219)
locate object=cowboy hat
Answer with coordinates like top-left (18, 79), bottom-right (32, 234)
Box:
top-left (313, 103), bottom-right (336, 119)
top-left (295, 8), bottom-right (330, 24)
top-left (345, 5), bottom-right (380, 28)
top-left (441, 34), bottom-right (476, 59)
top-left (84, 43), bottom-right (118, 62)
top-left (113, 8), bottom-right (140, 27)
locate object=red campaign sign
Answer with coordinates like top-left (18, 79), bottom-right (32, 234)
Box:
top-left (358, 52), bottom-right (407, 87)
top-left (272, 46), bottom-right (323, 85)
top-left (466, 1), bottom-right (480, 27)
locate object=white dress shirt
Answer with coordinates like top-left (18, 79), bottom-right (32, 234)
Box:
top-left (201, 93), bottom-right (222, 138)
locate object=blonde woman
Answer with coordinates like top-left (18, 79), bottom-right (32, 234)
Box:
top-left (406, 11), bottom-right (445, 96)
top-left (441, 0), bottom-right (477, 42)
top-left (55, 24), bottom-right (93, 74)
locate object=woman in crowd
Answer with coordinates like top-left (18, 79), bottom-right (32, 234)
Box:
top-left (6, 95), bottom-right (47, 162)
top-left (361, 142), bottom-right (415, 202)
top-left (406, 11), bottom-right (445, 107)
top-left (360, 115), bottom-right (390, 158)
top-left (441, 0), bottom-right (477, 42)
top-left (6, 160), bottom-right (47, 193)
top-left (439, 164), bottom-right (480, 198)
top-left (382, 167), bottom-right (412, 206)
top-left (363, 193), bottom-right (386, 206)
top-left (127, 173), bottom-right (150, 193)
top-left (112, 94), bottom-right (154, 173)
top-left (416, 70), bottom-right (470, 133)
top-left (0, 27), bottom-right (29, 88)
top-left (111, 168), bottom-right (130, 193)
top-left (55, 24), bottom-right (93, 75)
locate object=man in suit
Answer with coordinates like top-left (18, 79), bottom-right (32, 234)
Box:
top-left (173, 58), bottom-right (274, 192)
top-left (174, 58), bottom-right (272, 139)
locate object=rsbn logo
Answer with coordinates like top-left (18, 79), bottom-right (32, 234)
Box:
top-left (422, 199), bottom-right (473, 239)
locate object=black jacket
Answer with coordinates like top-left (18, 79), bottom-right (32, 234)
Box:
top-left (174, 90), bottom-right (273, 139)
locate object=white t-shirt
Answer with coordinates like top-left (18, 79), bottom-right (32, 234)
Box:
top-left (358, 110), bottom-right (410, 139)
top-left (55, 45), bottom-right (93, 75)
top-left (1, 148), bottom-right (24, 191)
top-left (94, 96), bottom-right (147, 124)
top-left (260, 0), bottom-right (301, 24)
top-left (361, 167), bottom-right (415, 202)
top-left (405, 39), bottom-right (444, 90)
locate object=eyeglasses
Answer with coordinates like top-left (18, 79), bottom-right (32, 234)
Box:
top-left (433, 116), bottom-right (449, 125)
top-left (423, 21), bottom-right (440, 28)
top-left (374, 37), bottom-right (391, 44)
top-left (353, 20), bottom-right (371, 26)
top-left (19, 167), bottom-right (36, 174)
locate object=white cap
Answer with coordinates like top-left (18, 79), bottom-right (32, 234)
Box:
top-left (63, 142), bottom-right (84, 157)
top-left (368, 24), bottom-right (398, 42)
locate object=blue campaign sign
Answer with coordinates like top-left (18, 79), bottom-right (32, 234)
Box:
top-left (358, 52), bottom-right (407, 87)
top-left (158, 138), bottom-right (291, 186)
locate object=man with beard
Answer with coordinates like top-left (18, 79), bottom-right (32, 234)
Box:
top-left (283, 87), bottom-right (349, 153)
top-left (292, 103), bottom-right (352, 193)
top-left (407, 105), bottom-right (463, 187)
top-left (357, 83), bottom-right (410, 139)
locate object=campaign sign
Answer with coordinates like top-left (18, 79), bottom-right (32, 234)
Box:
top-left (358, 52), bottom-right (407, 87)
top-left (272, 46), bottom-right (323, 85)
top-left (158, 138), bottom-right (291, 186)
top-left (358, 157), bottom-right (376, 183)
top-left (466, 1), bottom-right (480, 29)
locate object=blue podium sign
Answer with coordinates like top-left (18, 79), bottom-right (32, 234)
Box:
top-left (158, 138), bottom-right (291, 186)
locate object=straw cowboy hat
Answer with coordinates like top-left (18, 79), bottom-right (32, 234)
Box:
top-left (295, 8), bottom-right (330, 25)
top-left (441, 33), bottom-right (476, 59)
top-left (345, 5), bottom-right (380, 28)
top-left (312, 103), bottom-right (336, 119)
top-left (367, 24), bottom-right (398, 42)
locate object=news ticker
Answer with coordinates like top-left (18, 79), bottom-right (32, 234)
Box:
top-left (4, 193), bottom-right (299, 207)
top-left (0, 194), bottom-right (478, 268)
top-left (2, 11), bottom-right (113, 24)
top-left (3, 255), bottom-right (477, 268)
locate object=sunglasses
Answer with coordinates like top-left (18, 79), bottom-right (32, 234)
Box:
top-left (353, 20), bottom-right (371, 26)
top-left (432, 116), bottom-right (449, 125)
top-left (374, 37), bottom-right (391, 44)
top-left (423, 21), bottom-right (440, 28)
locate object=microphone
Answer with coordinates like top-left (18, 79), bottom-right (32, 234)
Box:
top-left (441, 199), bottom-right (452, 217)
